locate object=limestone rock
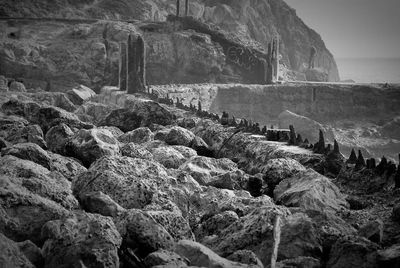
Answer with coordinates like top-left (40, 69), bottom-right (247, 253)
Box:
top-left (171, 145), bottom-right (197, 159)
top-left (66, 84), bottom-right (96, 105)
top-left (0, 233), bottom-right (35, 268)
top-left (118, 127), bottom-right (154, 144)
top-left (115, 209), bottom-right (175, 258)
top-left (49, 152), bottom-right (86, 181)
top-left (227, 250), bottom-right (264, 268)
top-left (9, 81), bottom-right (27, 92)
top-left (327, 236), bottom-right (379, 268)
top-left (358, 219), bottom-right (384, 244)
top-left (0, 75), bottom-right (8, 91)
top-left (195, 211), bottom-right (239, 240)
top-left (75, 102), bottom-right (115, 124)
top-left (175, 240), bottom-right (252, 268)
top-left (274, 169), bottom-right (348, 213)
top-left (45, 123), bottom-right (74, 154)
top-left (16, 240), bottom-right (44, 268)
top-left (100, 102), bottom-right (175, 132)
top-left (98, 126), bottom-right (124, 138)
top-left (190, 135), bottom-right (213, 157)
top-left (0, 155), bottom-right (79, 209)
top-left (0, 176), bottom-right (69, 244)
top-left (72, 156), bottom-right (174, 209)
top-left (41, 211), bottom-right (122, 268)
top-left (36, 105), bottom-right (94, 133)
top-left (165, 126), bottom-right (195, 147)
top-left (179, 156), bottom-right (238, 185)
top-left (146, 210), bottom-right (195, 241)
top-left (29, 92), bottom-right (76, 112)
top-left (144, 249), bottom-right (189, 267)
top-left (377, 244), bottom-right (400, 268)
top-left (5, 124), bottom-right (47, 149)
top-left (205, 206), bottom-right (291, 264)
top-left (262, 158), bottom-right (306, 190)
top-left (99, 108), bottom-right (144, 132)
top-left (120, 142), bottom-right (154, 160)
top-left (65, 128), bottom-right (120, 167)
top-left (2, 99), bottom-right (41, 124)
top-left (1, 142), bottom-right (52, 169)
top-left (206, 170), bottom-right (249, 191)
top-left (276, 257), bottom-right (321, 268)
top-left (80, 191), bottom-right (125, 218)
top-left (151, 146), bottom-right (187, 169)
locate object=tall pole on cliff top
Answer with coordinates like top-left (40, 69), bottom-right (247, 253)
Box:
top-left (176, 0), bottom-right (180, 17)
top-left (275, 36), bottom-right (280, 81)
top-left (185, 0), bottom-right (189, 16)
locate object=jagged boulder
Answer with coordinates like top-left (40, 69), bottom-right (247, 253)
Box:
top-left (0, 233), bottom-right (35, 268)
top-left (195, 211), bottom-right (239, 240)
top-left (65, 128), bottom-right (120, 167)
top-left (0, 176), bottom-right (70, 244)
top-left (274, 169), bottom-right (348, 213)
top-left (80, 191), bottom-right (125, 217)
top-left (115, 209), bottom-right (175, 258)
top-left (176, 240), bottom-right (253, 268)
top-left (171, 145), bottom-right (197, 159)
top-left (120, 142), bottom-right (154, 160)
top-left (29, 92), bottom-right (76, 112)
top-left (206, 170), bottom-right (249, 191)
top-left (118, 127), bottom-right (154, 144)
top-left (16, 240), bottom-right (44, 267)
top-left (41, 211), bottom-right (122, 268)
top-left (226, 250), bottom-right (264, 268)
top-left (4, 123), bottom-right (47, 149)
top-left (2, 99), bottom-right (41, 124)
top-left (358, 219), bottom-right (384, 244)
top-left (36, 105), bottom-right (94, 133)
top-left (45, 123), bottom-right (74, 154)
top-left (327, 236), bottom-right (380, 268)
top-left (151, 146), bottom-right (187, 169)
top-left (0, 114), bottom-right (28, 143)
top-left (179, 156), bottom-right (238, 185)
top-left (0, 75), bottom-right (8, 91)
top-left (377, 244), bottom-right (400, 268)
top-left (72, 156), bottom-right (174, 209)
top-left (144, 249), bottom-right (189, 267)
top-left (0, 155), bottom-right (79, 209)
top-left (75, 102), bottom-right (115, 124)
top-left (9, 81), bottom-right (26, 92)
top-left (146, 210), bottom-right (195, 241)
top-left (275, 257), bottom-right (321, 268)
top-left (165, 126), bottom-right (196, 147)
top-left (1, 142), bottom-right (51, 169)
top-left (100, 103), bottom-right (175, 132)
top-left (261, 158), bottom-right (306, 190)
top-left (204, 207), bottom-right (321, 266)
top-left (66, 84), bottom-right (96, 105)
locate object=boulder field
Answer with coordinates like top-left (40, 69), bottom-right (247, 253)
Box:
top-left (1, 84), bottom-right (400, 268)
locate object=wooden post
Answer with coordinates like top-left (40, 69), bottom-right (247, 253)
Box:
top-left (270, 215), bottom-right (281, 268)
top-left (137, 35), bottom-right (146, 92)
top-left (119, 42), bottom-right (128, 91)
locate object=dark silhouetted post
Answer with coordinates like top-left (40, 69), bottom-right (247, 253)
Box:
top-left (176, 0), bottom-right (180, 17)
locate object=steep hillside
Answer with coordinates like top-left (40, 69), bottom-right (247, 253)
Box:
top-left (0, 0), bottom-right (340, 81)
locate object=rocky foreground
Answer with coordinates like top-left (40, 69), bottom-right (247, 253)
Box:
top-left (1, 83), bottom-right (400, 268)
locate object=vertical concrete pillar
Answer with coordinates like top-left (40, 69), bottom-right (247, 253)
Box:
top-left (119, 42), bottom-right (128, 91)
top-left (127, 34), bottom-right (137, 94)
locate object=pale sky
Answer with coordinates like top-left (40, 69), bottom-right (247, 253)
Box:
top-left (283, 0), bottom-right (400, 59)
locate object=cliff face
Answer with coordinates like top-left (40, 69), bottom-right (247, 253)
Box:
top-left (0, 0), bottom-right (340, 82)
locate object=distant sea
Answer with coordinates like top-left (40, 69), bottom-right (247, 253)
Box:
top-left (336, 58), bottom-right (400, 83)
